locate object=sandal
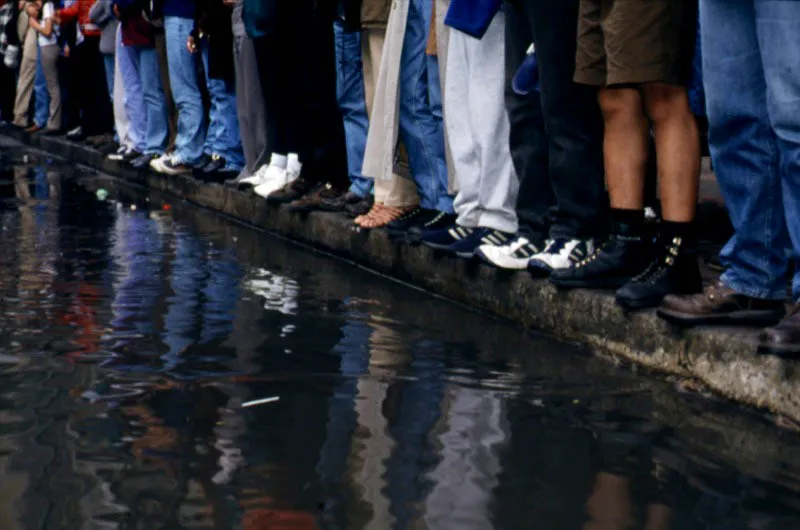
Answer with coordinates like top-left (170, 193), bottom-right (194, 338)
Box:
top-left (355, 204), bottom-right (416, 229)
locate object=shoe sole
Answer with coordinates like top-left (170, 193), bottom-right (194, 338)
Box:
top-left (756, 343), bottom-right (800, 358)
top-left (656, 307), bottom-right (786, 327)
top-left (549, 276), bottom-right (632, 289)
top-left (473, 249), bottom-right (529, 270)
top-left (421, 240), bottom-right (459, 251)
top-left (615, 294), bottom-right (665, 312)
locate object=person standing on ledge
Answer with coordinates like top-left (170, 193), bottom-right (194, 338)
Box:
top-left (658, 0), bottom-right (800, 359)
top-left (550, 0), bottom-right (704, 312)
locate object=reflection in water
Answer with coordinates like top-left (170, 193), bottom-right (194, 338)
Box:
top-left (1, 147), bottom-right (800, 529)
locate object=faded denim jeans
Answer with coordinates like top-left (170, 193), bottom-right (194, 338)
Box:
top-left (334, 19), bottom-right (373, 197)
top-left (398, 0), bottom-right (453, 212)
top-left (702, 0), bottom-right (800, 300)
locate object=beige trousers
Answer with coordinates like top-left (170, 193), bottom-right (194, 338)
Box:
top-left (39, 45), bottom-right (62, 131)
top-left (362, 28), bottom-right (419, 208)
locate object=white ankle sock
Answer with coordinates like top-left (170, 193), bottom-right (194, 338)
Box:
top-left (269, 153), bottom-right (288, 169)
top-left (286, 153), bottom-right (302, 174)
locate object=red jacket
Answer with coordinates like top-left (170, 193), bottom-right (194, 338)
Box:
top-left (59, 0), bottom-right (102, 37)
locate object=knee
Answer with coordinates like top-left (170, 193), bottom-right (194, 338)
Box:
top-left (643, 83), bottom-right (691, 124)
top-left (598, 88), bottom-right (641, 121)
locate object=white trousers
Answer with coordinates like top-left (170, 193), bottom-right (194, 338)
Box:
top-left (445, 12), bottom-right (519, 233)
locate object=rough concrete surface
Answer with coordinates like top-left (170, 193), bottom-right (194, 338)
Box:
top-left (5, 130), bottom-right (799, 425)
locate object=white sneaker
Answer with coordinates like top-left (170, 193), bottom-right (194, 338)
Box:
top-left (254, 153), bottom-right (299, 199)
top-left (528, 238), bottom-right (594, 274)
top-left (254, 165), bottom-right (288, 198)
top-left (475, 236), bottom-right (543, 270)
top-left (237, 164), bottom-right (269, 188)
top-left (149, 153), bottom-right (170, 172)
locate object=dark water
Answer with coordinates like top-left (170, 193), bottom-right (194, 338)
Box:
top-left (1, 142), bottom-right (800, 530)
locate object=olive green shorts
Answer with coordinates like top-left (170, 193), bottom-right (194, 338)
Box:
top-left (574, 0), bottom-right (697, 87)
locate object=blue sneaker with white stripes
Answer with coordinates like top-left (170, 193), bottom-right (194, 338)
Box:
top-left (448, 228), bottom-right (515, 259)
top-left (420, 224), bottom-right (475, 250)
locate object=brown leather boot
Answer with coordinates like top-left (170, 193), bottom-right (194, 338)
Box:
top-left (758, 306), bottom-right (800, 357)
top-left (658, 281), bottom-right (785, 326)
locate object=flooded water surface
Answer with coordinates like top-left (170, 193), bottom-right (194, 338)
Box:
top-left (1, 142), bottom-right (800, 529)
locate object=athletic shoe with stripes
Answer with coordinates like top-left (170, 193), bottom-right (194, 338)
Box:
top-left (528, 238), bottom-right (594, 276)
top-left (475, 236), bottom-right (543, 270)
top-left (449, 228), bottom-right (514, 259)
top-left (420, 224), bottom-right (474, 250)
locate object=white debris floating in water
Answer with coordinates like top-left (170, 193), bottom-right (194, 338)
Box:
top-left (241, 396), bottom-right (280, 408)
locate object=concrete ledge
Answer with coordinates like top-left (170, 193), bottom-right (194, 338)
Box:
top-left (6, 130), bottom-right (798, 424)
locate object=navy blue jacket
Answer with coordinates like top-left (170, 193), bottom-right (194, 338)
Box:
top-left (444, 0), bottom-right (502, 39)
top-left (163, 0), bottom-right (194, 19)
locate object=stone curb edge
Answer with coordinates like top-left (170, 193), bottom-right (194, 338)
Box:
top-left (5, 130), bottom-right (798, 424)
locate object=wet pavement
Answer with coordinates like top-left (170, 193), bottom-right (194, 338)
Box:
top-left (1, 145), bottom-right (800, 530)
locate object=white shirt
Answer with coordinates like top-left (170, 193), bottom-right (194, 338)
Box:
top-left (38, 3), bottom-right (58, 47)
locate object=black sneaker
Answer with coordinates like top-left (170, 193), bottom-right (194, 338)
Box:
top-left (318, 190), bottom-right (365, 212)
top-left (615, 236), bottom-right (703, 311)
top-left (344, 195), bottom-right (374, 218)
top-left (550, 225), bottom-right (652, 289)
top-left (406, 211), bottom-right (458, 243)
top-left (385, 207), bottom-right (440, 238)
top-left (420, 224), bottom-right (474, 250)
top-left (130, 153), bottom-right (159, 170)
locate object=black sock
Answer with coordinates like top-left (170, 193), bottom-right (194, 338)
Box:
top-left (660, 220), bottom-right (695, 252)
top-left (611, 208), bottom-right (645, 237)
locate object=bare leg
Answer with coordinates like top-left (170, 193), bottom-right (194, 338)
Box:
top-left (643, 82), bottom-right (700, 222)
top-left (598, 87), bottom-right (650, 210)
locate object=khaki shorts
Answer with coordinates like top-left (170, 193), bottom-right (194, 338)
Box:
top-left (574, 0), bottom-right (697, 87)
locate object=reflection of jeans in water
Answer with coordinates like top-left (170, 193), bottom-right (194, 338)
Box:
top-left (316, 309), bottom-right (373, 485)
top-left (385, 342), bottom-right (446, 528)
top-left (163, 232), bottom-right (204, 364)
top-left (109, 214), bottom-right (164, 337)
top-left (333, 20), bottom-right (373, 198)
top-left (200, 250), bottom-right (242, 344)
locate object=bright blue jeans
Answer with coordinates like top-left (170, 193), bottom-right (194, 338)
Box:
top-left (34, 47), bottom-right (49, 128)
top-left (333, 20), bottom-right (373, 197)
top-left (125, 45), bottom-right (169, 155)
top-left (118, 39), bottom-right (146, 152)
top-left (702, 0), bottom-right (800, 301)
top-left (165, 16), bottom-right (205, 165)
top-left (398, 0), bottom-right (453, 212)
top-left (200, 39), bottom-right (244, 171)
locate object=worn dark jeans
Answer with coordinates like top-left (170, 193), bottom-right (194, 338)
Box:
top-left (505, 0), bottom-right (607, 241)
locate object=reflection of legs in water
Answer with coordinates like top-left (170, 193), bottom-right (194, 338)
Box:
top-left (584, 472), bottom-right (635, 530)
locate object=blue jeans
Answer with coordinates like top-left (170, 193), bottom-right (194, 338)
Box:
top-left (200, 40), bottom-right (244, 171)
top-left (118, 41), bottom-right (147, 152)
top-left (333, 20), bottom-right (372, 197)
top-left (34, 47), bottom-right (49, 128)
top-left (702, 0), bottom-right (800, 300)
top-left (126, 45), bottom-right (169, 155)
top-left (398, 0), bottom-right (453, 212)
top-left (165, 16), bottom-right (205, 165)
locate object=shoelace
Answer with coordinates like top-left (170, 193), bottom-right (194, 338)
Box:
top-left (424, 211), bottom-right (447, 227)
top-left (632, 237), bottom-right (683, 284)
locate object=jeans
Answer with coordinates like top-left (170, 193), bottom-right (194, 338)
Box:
top-left (124, 45), bottom-right (169, 155)
top-left (334, 20), bottom-right (373, 197)
top-left (34, 47), bottom-right (49, 128)
top-left (200, 39), bottom-right (244, 171)
top-left (702, 0), bottom-right (800, 301)
top-left (118, 41), bottom-right (146, 153)
top-left (164, 16), bottom-right (205, 165)
top-left (398, 0), bottom-right (453, 212)
top-left (504, 0), bottom-right (607, 240)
